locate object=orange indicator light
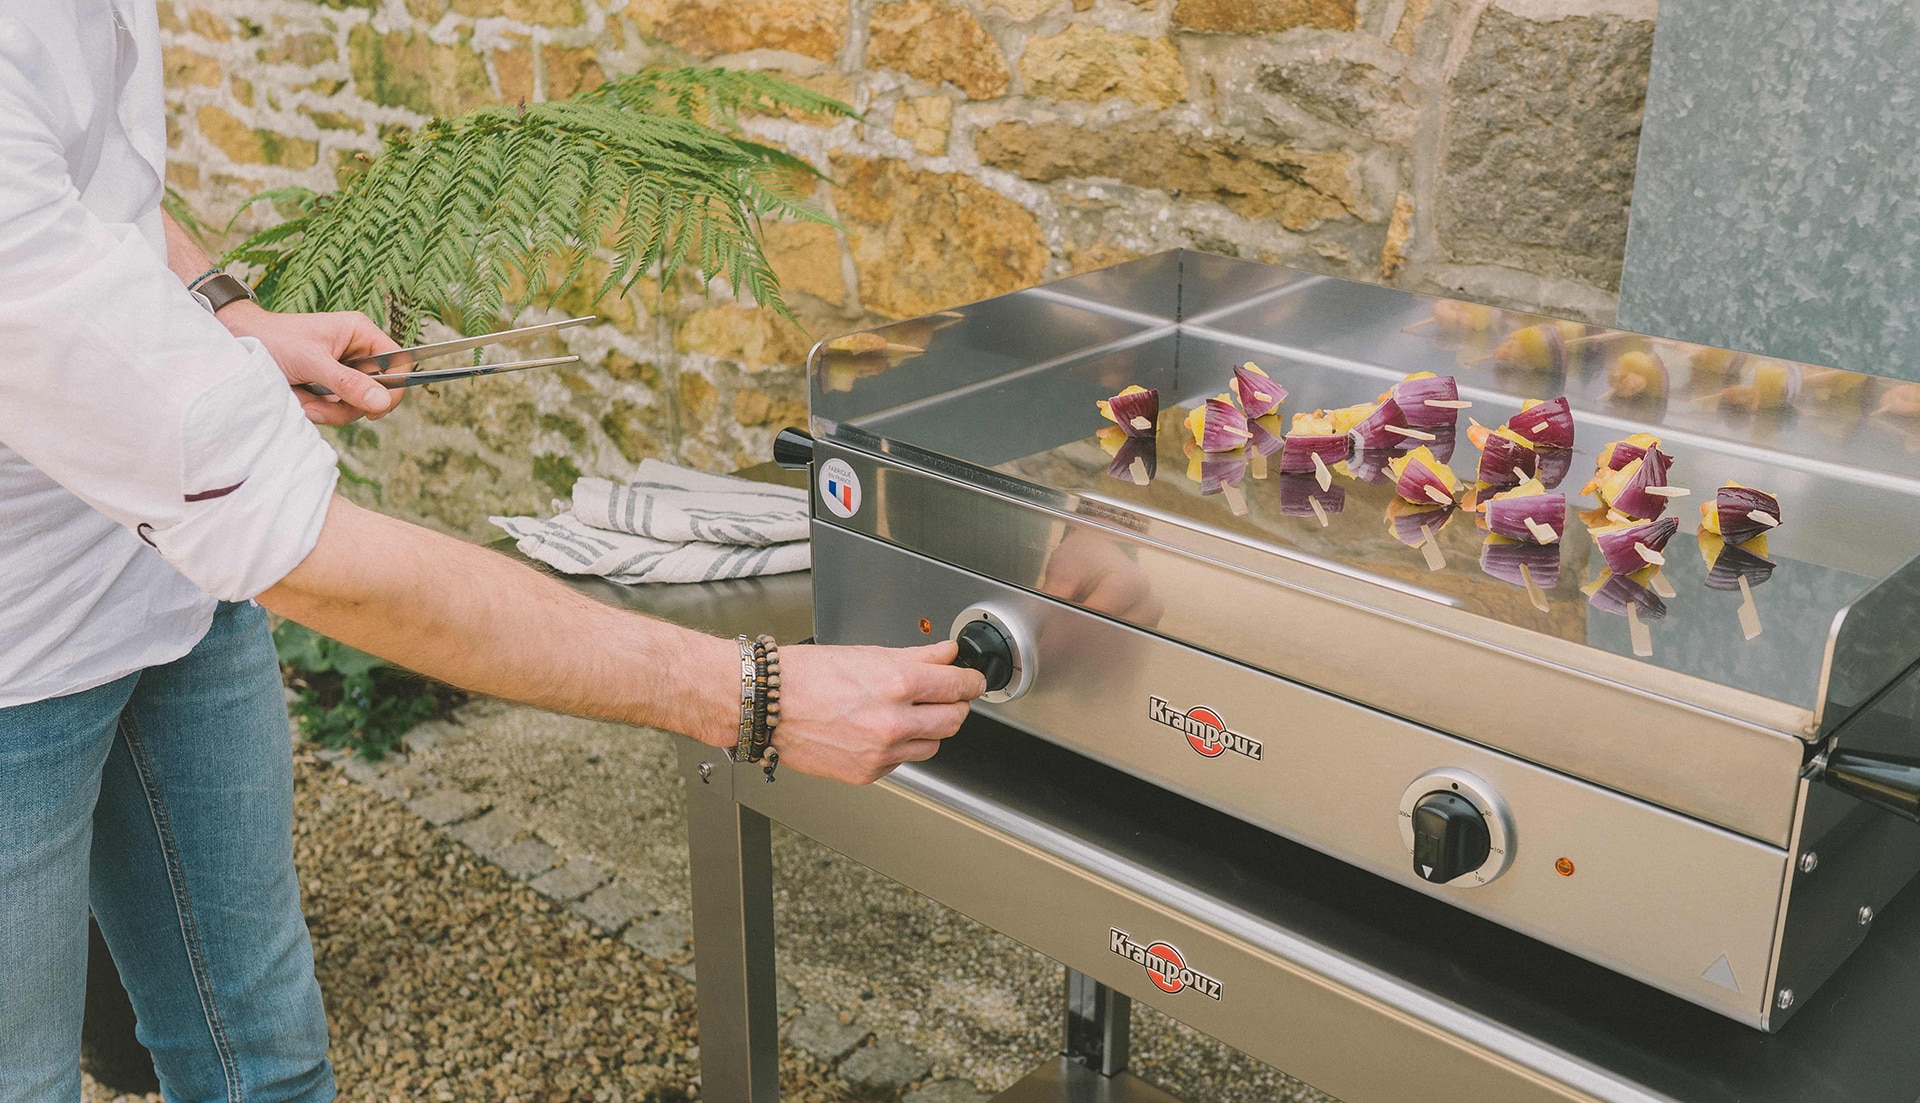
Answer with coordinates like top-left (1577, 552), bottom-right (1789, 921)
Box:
top-left (1555, 857), bottom-right (1576, 877)
top-left (918, 618), bottom-right (933, 635)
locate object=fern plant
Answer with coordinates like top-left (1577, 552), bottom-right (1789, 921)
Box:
top-left (224, 67), bottom-right (854, 339)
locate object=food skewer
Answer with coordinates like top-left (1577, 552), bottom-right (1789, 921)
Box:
top-left (1627, 602), bottom-right (1653, 658)
top-left (1520, 563), bottom-right (1549, 613)
top-left (1647, 571), bottom-right (1677, 599)
top-left (1309, 496), bottom-right (1330, 528)
top-left (1419, 524), bottom-right (1445, 571)
top-left (1737, 575), bottom-right (1764, 640)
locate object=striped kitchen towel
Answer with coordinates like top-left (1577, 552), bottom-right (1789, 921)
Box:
top-left (489, 461), bottom-right (809, 584)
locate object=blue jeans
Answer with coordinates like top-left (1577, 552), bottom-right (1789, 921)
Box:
top-left (0, 601), bottom-right (332, 1103)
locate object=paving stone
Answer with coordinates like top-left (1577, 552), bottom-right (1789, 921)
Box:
top-left (312, 748), bottom-right (346, 765)
top-left (785, 1004), bottom-right (869, 1063)
top-left (341, 757), bottom-right (385, 786)
top-left (406, 788), bottom-right (487, 827)
top-left (669, 960), bottom-right (698, 984)
top-left (528, 859), bottom-right (606, 903)
top-left (840, 1040), bottom-right (931, 1090)
top-left (490, 837), bottom-right (560, 880)
top-left (448, 808), bottom-right (522, 856)
top-left (570, 880), bottom-right (654, 935)
top-left (903, 1081), bottom-right (992, 1103)
top-left (661, 959), bottom-right (800, 1015)
top-left (621, 912), bottom-right (692, 959)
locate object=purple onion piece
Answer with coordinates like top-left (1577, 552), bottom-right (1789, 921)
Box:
top-left (1388, 503), bottom-right (1455, 546)
top-left (1105, 435), bottom-right (1158, 483)
top-left (1534, 447), bottom-right (1574, 490)
top-left (1393, 375), bottom-right (1463, 429)
top-left (1348, 398), bottom-right (1408, 450)
top-left (1485, 493), bottom-right (1567, 544)
top-left (1278, 433), bottom-right (1352, 475)
top-left (1609, 448), bottom-right (1672, 521)
top-left (1592, 517), bottom-right (1679, 575)
top-left (1245, 413), bottom-right (1286, 457)
top-left (1278, 475), bottom-right (1346, 517)
top-left (1393, 458), bottom-right (1456, 507)
top-left (1347, 447), bottom-right (1401, 485)
top-left (1424, 426), bottom-right (1459, 465)
top-left (1506, 396), bottom-right (1575, 450)
top-left (1705, 542), bottom-right (1777, 590)
top-left (1480, 540), bottom-right (1563, 589)
top-left (1589, 573), bottom-right (1667, 620)
top-left (1197, 451), bottom-right (1248, 495)
top-left (1232, 365), bottom-right (1287, 419)
top-left (1199, 397), bottom-right (1252, 452)
top-left (1105, 387), bottom-right (1160, 439)
top-left (1476, 433), bottom-right (1539, 487)
top-left (1715, 486), bottom-right (1783, 543)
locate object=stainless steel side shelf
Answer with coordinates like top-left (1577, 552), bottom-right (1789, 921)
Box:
top-left (677, 718), bottom-right (1920, 1103)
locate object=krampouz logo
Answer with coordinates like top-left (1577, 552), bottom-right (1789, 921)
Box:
top-left (1110, 928), bottom-right (1223, 999)
top-left (1148, 696), bottom-right (1262, 760)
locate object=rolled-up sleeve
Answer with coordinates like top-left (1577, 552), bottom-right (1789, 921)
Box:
top-left (0, 77), bottom-right (338, 601)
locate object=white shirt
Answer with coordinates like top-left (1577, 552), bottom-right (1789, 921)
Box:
top-left (0, 0), bottom-right (339, 706)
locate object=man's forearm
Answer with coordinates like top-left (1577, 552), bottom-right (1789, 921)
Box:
top-left (259, 495), bottom-right (739, 746)
top-left (161, 211), bottom-right (218, 285)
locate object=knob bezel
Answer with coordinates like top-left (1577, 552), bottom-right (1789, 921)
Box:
top-left (1397, 769), bottom-right (1514, 887)
top-left (949, 605), bottom-right (1036, 703)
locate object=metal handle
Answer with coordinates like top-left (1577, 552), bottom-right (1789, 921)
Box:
top-left (772, 426), bottom-right (814, 470)
top-left (1824, 751), bottom-right (1920, 822)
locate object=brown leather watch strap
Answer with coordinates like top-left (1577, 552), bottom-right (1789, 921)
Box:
top-left (192, 273), bottom-right (255, 314)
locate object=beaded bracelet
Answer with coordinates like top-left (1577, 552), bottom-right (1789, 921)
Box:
top-left (734, 635), bottom-right (757, 761)
top-left (748, 635), bottom-right (782, 778)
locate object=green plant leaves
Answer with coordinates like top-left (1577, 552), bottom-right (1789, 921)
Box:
top-left (223, 67), bottom-right (853, 341)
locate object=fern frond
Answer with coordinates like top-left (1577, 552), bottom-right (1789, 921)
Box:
top-left (226, 69), bottom-right (847, 339)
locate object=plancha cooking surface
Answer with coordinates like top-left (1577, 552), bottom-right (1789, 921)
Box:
top-left (812, 252), bottom-right (1920, 739)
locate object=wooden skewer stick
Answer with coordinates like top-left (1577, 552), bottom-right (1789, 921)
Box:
top-left (1627, 602), bottom-right (1653, 658)
top-left (1642, 485), bottom-right (1690, 498)
top-left (1635, 542), bottom-right (1666, 566)
top-left (1648, 571), bottom-right (1677, 599)
top-left (1419, 524), bottom-right (1446, 571)
top-left (1424, 485), bottom-right (1455, 506)
top-left (1129, 416), bottom-right (1153, 431)
top-left (1130, 457), bottom-right (1150, 486)
top-left (1249, 451), bottom-right (1267, 480)
top-left (1596, 387), bottom-right (1618, 402)
top-left (1402, 317), bottom-right (1440, 333)
top-left (1520, 563), bottom-right (1549, 613)
top-left (1524, 517), bottom-right (1560, 544)
top-left (1222, 482), bottom-right (1248, 516)
top-left (1607, 509), bottom-right (1632, 524)
top-left (1383, 423), bottom-right (1438, 442)
top-left (1564, 332), bottom-right (1632, 348)
top-left (1311, 451), bottom-right (1334, 492)
top-left (1737, 574), bottom-right (1764, 640)
top-left (1749, 509), bottom-right (1780, 528)
top-left (1530, 421), bottom-right (1550, 434)
top-left (1308, 495), bottom-right (1330, 528)
top-left (1513, 467), bottom-right (1532, 485)
top-left (1462, 352), bottom-right (1498, 366)
top-left (1426, 399), bottom-right (1473, 410)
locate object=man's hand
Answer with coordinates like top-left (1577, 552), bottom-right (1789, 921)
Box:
top-left (217, 301), bottom-right (404, 426)
top-left (763, 642), bottom-right (985, 784)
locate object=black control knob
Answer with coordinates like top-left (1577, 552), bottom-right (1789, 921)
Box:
top-left (953, 620), bottom-right (1014, 694)
top-left (1411, 791), bottom-right (1490, 885)
top-left (772, 426), bottom-right (815, 470)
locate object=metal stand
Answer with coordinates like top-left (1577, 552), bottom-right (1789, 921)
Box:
top-left (989, 972), bottom-right (1184, 1102)
top-left (680, 743), bottom-right (780, 1103)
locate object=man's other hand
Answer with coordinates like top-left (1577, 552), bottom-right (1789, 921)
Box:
top-left (219, 303), bottom-right (404, 425)
top-left (767, 642), bottom-right (986, 784)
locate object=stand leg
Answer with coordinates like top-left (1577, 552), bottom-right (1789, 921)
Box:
top-left (680, 739), bottom-right (781, 1103)
top-left (1064, 968), bottom-right (1131, 1077)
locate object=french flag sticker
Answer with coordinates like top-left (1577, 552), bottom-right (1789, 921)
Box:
top-left (818, 458), bottom-right (862, 519)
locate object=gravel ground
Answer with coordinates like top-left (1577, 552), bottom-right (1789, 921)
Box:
top-left (413, 702), bottom-right (1335, 1102)
top-left (91, 749), bottom-right (857, 1102)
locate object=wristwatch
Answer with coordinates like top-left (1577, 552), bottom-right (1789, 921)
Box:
top-left (189, 272), bottom-right (256, 315)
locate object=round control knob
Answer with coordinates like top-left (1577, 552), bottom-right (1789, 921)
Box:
top-left (948, 606), bottom-right (1036, 703)
top-left (1410, 791), bottom-right (1490, 885)
top-left (1397, 769), bottom-right (1514, 888)
top-left (953, 619), bottom-right (1014, 694)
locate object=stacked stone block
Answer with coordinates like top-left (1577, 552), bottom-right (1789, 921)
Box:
top-left (157, 0), bottom-right (1656, 534)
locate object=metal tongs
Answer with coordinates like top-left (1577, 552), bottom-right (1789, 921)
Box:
top-left (299, 315), bottom-right (596, 396)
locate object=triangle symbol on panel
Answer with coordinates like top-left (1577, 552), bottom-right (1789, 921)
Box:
top-left (1701, 954), bottom-right (1740, 993)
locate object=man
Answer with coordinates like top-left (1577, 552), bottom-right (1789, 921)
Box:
top-left (0, 3), bottom-right (984, 1100)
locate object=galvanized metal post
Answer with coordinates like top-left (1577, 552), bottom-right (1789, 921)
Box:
top-left (679, 738), bottom-right (781, 1102)
top-left (1064, 968), bottom-right (1131, 1077)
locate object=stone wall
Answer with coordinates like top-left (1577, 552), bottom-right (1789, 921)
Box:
top-left (158, 0), bottom-right (1657, 537)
